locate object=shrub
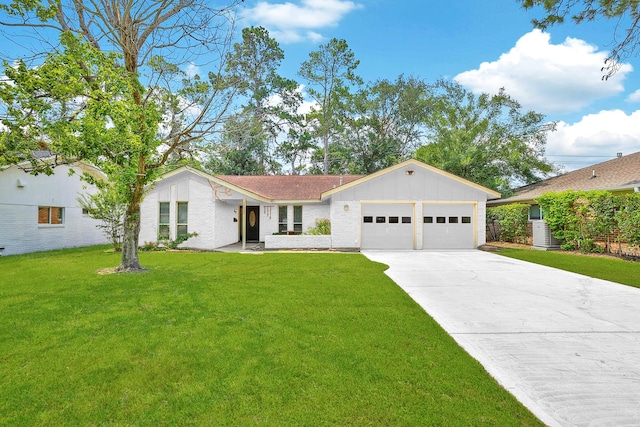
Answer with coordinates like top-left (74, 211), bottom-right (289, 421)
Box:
top-left (140, 232), bottom-right (199, 251)
top-left (486, 204), bottom-right (529, 243)
top-left (617, 194), bottom-right (640, 249)
top-left (306, 218), bottom-right (331, 235)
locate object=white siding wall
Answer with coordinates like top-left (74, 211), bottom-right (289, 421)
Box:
top-left (259, 205), bottom-right (278, 240)
top-left (140, 174), bottom-right (219, 250)
top-left (302, 204), bottom-right (330, 234)
top-left (139, 190), bottom-right (159, 245)
top-left (0, 165), bottom-right (108, 256)
top-left (185, 178), bottom-right (216, 250)
top-left (330, 201), bottom-right (361, 249)
top-left (477, 202), bottom-right (487, 246)
top-left (212, 202), bottom-right (238, 248)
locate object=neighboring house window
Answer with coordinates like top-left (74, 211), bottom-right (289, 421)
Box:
top-left (529, 204), bottom-right (543, 220)
top-left (278, 205), bottom-right (288, 233)
top-left (38, 206), bottom-right (64, 225)
top-left (177, 202), bottom-right (188, 238)
top-left (293, 205), bottom-right (302, 233)
top-left (159, 202), bottom-right (170, 238)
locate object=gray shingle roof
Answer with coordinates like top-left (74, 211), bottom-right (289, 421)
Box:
top-left (493, 151), bottom-right (640, 205)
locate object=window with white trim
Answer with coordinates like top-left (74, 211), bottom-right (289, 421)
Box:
top-left (159, 202), bottom-right (170, 238)
top-left (177, 202), bottom-right (188, 238)
top-left (278, 205), bottom-right (288, 233)
top-left (38, 206), bottom-right (64, 225)
top-left (293, 205), bottom-right (302, 233)
top-left (529, 204), bottom-right (543, 220)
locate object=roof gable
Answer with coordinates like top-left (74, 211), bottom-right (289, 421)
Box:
top-left (321, 159), bottom-right (501, 199)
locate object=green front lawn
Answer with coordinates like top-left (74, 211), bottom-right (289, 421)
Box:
top-left (496, 247), bottom-right (640, 288)
top-left (1, 247), bottom-right (541, 426)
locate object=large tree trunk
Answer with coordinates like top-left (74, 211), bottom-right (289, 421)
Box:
top-left (116, 164), bottom-right (146, 272)
top-left (118, 204), bottom-right (143, 272)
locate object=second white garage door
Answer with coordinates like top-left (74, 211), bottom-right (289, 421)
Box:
top-left (361, 203), bottom-right (414, 249)
top-left (422, 203), bottom-right (475, 249)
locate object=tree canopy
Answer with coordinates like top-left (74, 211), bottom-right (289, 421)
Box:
top-left (0, 0), bottom-right (241, 271)
top-left (415, 80), bottom-right (556, 192)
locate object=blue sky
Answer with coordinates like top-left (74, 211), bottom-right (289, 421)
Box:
top-left (236, 0), bottom-right (640, 172)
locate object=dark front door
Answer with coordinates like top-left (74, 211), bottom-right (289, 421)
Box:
top-left (245, 206), bottom-right (260, 242)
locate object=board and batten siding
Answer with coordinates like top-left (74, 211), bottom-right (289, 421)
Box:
top-left (329, 166), bottom-right (489, 203)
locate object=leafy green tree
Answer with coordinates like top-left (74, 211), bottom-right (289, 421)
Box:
top-left (218, 26), bottom-right (301, 174)
top-left (0, 1), bottom-right (240, 272)
top-left (276, 118), bottom-right (316, 174)
top-left (206, 112), bottom-right (269, 175)
top-left (333, 75), bottom-right (429, 174)
top-left (78, 185), bottom-right (126, 252)
top-left (298, 38), bottom-right (362, 174)
top-left (520, 0), bottom-right (640, 78)
top-left (414, 80), bottom-right (555, 192)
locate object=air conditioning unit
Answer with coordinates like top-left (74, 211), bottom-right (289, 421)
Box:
top-left (532, 220), bottom-right (561, 250)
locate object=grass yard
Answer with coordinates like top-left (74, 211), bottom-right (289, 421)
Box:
top-left (1, 246), bottom-right (542, 426)
top-left (496, 247), bottom-right (640, 288)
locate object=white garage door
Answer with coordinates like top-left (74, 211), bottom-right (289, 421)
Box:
top-left (361, 204), bottom-right (414, 249)
top-left (422, 203), bottom-right (475, 249)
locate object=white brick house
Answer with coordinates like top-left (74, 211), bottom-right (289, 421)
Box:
top-left (139, 159), bottom-right (500, 251)
top-left (0, 162), bottom-right (109, 256)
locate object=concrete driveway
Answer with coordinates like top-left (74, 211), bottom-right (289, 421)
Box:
top-left (362, 250), bottom-right (640, 427)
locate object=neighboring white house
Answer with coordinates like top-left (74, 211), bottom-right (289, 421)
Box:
top-left (0, 161), bottom-right (109, 256)
top-left (139, 159), bottom-right (500, 251)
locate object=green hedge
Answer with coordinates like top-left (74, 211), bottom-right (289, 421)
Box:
top-left (536, 191), bottom-right (640, 253)
top-left (486, 204), bottom-right (529, 244)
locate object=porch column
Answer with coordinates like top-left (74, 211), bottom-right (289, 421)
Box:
top-left (242, 198), bottom-right (247, 250)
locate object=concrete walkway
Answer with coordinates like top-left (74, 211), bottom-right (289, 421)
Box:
top-left (362, 250), bottom-right (640, 427)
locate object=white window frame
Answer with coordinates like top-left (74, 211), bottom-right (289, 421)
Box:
top-left (176, 202), bottom-right (188, 238)
top-left (293, 205), bottom-right (303, 233)
top-left (159, 202), bottom-right (170, 238)
top-left (38, 206), bottom-right (64, 225)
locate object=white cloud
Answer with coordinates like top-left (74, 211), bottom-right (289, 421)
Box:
top-left (626, 89), bottom-right (640, 103)
top-left (242, 0), bottom-right (362, 43)
top-left (184, 63), bottom-right (201, 78)
top-left (455, 29), bottom-right (633, 114)
top-left (545, 109), bottom-right (640, 170)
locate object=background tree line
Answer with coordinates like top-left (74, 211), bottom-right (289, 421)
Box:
top-left (205, 26), bottom-right (556, 195)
